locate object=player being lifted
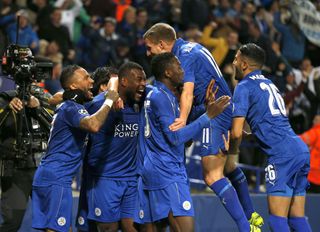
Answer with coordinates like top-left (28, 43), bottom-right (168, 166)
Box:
top-left (143, 23), bottom-right (263, 231)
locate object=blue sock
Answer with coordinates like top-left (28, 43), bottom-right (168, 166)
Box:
top-left (288, 217), bottom-right (312, 232)
top-left (227, 167), bottom-right (254, 219)
top-left (269, 214), bottom-right (290, 232)
top-left (210, 178), bottom-right (250, 232)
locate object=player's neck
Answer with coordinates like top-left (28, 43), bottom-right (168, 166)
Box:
top-left (159, 79), bottom-right (176, 95)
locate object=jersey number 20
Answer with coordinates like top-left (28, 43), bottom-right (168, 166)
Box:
top-left (260, 82), bottom-right (286, 116)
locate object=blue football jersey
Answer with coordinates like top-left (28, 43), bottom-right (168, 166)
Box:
top-left (33, 100), bottom-right (90, 186)
top-left (232, 70), bottom-right (309, 157)
top-left (141, 81), bottom-right (211, 190)
top-left (172, 38), bottom-right (232, 122)
top-left (85, 92), bottom-right (140, 180)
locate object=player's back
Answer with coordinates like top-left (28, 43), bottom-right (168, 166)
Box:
top-left (172, 38), bottom-right (232, 122)
top-left (233, 71), bottom-right (308, 158)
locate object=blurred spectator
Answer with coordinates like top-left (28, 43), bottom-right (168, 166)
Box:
top-left (6, 10), bottom-right (39, 53)
top-left (44, 62), bottom-right (63, 95)
top-left (76, 17), bottom-right (119, 71)
top-left (184, 24), bottom-right (202, 43)
top-left (54, 0), bottom-right (83, 40)
top-left (269, 41), bottom-right (292, 93)
top-left (284, 71), bottom-right (310, 134)
top-left (212, 0), bottom-right (237, 25)
top-left (132, 7), bottom-right (151, 76)
top-left (201, 21), bottom-right (239, 67)
top-left (144, 0), bottom-right (172, 25)
top-left (39, 39), bottom-right (63, 65)
top-left (113, 0), bottom-right (131, 22)
top-left (248, 20), bottom-right (277, 74)
top-left (0, 0), bottom-right (19, 54)
top-left (254, 6), bottom-right (270, 35)
top-left (273, 9), bottom-right (305, 68)
top-left (82, 0), bottom-right (116, 18)
top-left (115, 37), bottom-right (132, 66)
top-left (27, 0), bottom-right (54, 33)
top-left (117, 5), bottom-right (136, 47)
top-left (181, 0), bottom-right (209, 29)
top-left (293, 58), bottom-right (320, 127)
top-left (300, 114), bottom-right (320, 193)
top-left (236, 2), bottom-right (255, 44)
top-left (72, 4), bottom-right (91, 44)
top-left (38, 8), bottom-right (75, 64)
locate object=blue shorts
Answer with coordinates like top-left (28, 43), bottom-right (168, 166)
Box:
top-left (32, 184), bottom-right (73, 232)
top-left (265, 153), bottom-right (310, 196)
top-left (134, 177), bottom-right (152, 224)
top-left (199, 118), bottom-right (231, 156)
top-left (145, 182), bottom-right (194, 222)
top-left (76, 171), bottom-right (90, 231)
top-left (87, 178), bottom-right (138, 223)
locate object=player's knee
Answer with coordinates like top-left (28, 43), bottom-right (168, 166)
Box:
top-left (203, 172), bottom-right (224, 186)
top-left (97, 222), bottom-right (119, 232)
top-left (224, 161), bottom-right (237, 174)
top-left (121, 222), bottom-right (136, 232)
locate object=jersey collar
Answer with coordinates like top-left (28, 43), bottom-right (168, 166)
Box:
top-left (154, 80), bottom-right (176, 99)
top-left (172, 38), bottom-right (184, 56)
top-left (244, 70), bottom-right (262, 80)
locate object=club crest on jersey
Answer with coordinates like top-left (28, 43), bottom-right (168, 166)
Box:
top-left (78, 108), bottom-right (88, 115)
top-left (139, 209), bottom-right (144, 219)
top-left (95, 208), bottom-right (102, 216)
top-left (182, 201), bottom-right (191, 210)
top-left (78, 216), bottom-right (85, 225)
top-left (57, 217), bottom-right (66, 226)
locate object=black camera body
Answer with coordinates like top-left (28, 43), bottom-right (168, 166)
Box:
top-left (1, 44), bottom-right (53, 85)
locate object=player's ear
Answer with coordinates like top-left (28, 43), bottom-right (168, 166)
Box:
top-left (164, 68), bottom-right (172, 79)
top-left (241, 60), bottom-right (248, 72)
top-left (120, 77), bottom-right (128, 87)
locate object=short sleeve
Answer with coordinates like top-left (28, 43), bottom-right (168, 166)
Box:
top-left (180, 55), bottom-right (196, 84)
top-left (65, 103), bottom-right (90, 127)
top-left (232, 83), bottom-right (250, 117)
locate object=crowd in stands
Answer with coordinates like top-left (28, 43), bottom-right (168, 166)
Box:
top-left (1, 0), bottom-right (320, 191)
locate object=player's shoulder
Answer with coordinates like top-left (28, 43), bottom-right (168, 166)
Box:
top-left (179, 41), bottom-right (203, 58)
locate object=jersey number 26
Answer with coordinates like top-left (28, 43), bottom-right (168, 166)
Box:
top-left (260, 82), bottom-right (286, 116)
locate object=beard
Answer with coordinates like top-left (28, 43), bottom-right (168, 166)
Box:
top-left (234, 66), bottom-right (243, 81)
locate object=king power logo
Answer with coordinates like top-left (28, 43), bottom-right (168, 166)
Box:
top-left (114, 123), bottom-right (139, 138)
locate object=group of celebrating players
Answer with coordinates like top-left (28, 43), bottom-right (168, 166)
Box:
top-left (31, 23), bottom-right (311, 232)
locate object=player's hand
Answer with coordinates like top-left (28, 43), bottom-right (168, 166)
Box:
top-left (205, 79), bottom-right (218, 107)
top-left (105, 90), bottom-right (119, 102)
top-left (113, 97), bottom-right (124, 110)
top-left (223, 131), bottom-right (230, 151)
top-left (9, 97), bottom-right (23, 113)
top-left (206, 95), bottom-right (230, 118)
top-left (169, 117), bottom-right (186, 131)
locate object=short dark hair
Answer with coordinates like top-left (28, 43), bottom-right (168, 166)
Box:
top-left (151, 52), bottom-right (176, 81)
top-left (60, 64), bottom-right (81, 90)
top-left (239, 43), bottom-right (266, 68)
top-left (91, 66), bottom-right (118, 96)
top-left (118, 62), bottom-right (143, 80)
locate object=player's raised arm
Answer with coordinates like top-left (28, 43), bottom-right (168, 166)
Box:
top-left (80, 90), bottom-right (119, 133)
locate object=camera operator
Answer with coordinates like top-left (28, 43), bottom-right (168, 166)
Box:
top-left (0, 90), bottom-right (49, 232)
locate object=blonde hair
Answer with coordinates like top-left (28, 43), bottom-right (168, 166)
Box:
top-left (143, 23), bottom-right (176, 44)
